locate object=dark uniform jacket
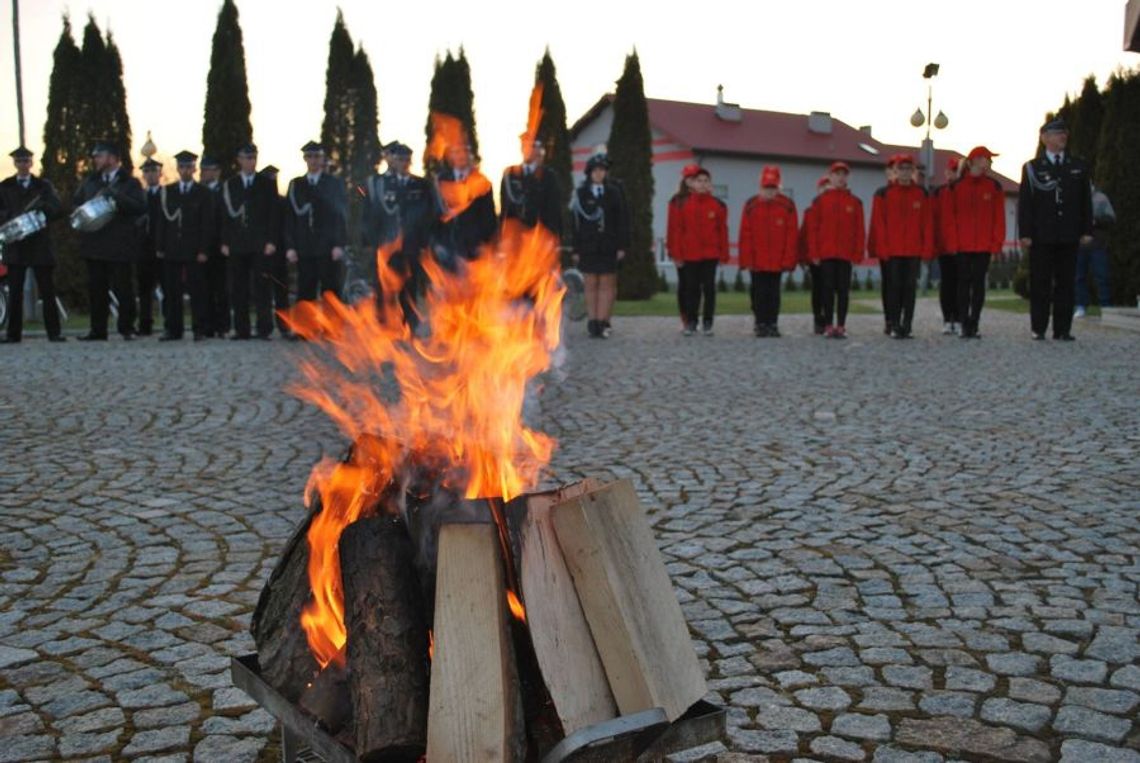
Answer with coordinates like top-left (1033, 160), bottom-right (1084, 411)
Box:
top-left (0, 174), bottom-right (64, 266)
top-left (136, 185), bottom-right (163, 261)
top-left (570, 180), bottom-right (630, 258)
top-left (361, 171), bottom-right (433, 255)
top-left (284, 173), bottom-right (348, 259)
top-left (155, 182), bottom-right (215, 263)
top-left (433, 167), bottom-right (497, 260)
top-left (72, 169), bottom-right (147, 262)
top-left (1017, 154), bottom-right (1093, 245)
top-left (220, 173), bottom-right (279, 254)
top-left (499, 164), bottom-right (563, 238)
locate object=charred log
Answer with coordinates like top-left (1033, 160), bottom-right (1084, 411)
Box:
top-left (299, 647), bottom-right (352, 735)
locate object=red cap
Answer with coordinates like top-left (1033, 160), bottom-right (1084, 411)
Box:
top-left (816, 175), bottom-right (830, 189)
top-left (967, 145), bottom-right (998, 160)
top-left (682, 163), bottom-right (709, 179)
top-left (760, 165), bottom-right (781, 188)
top-left (829, 161), bottom-right (850, 174)
top-left (946, 157), bottom-right (961, 172)
top-left (888, 153), bottom-right (915, 167)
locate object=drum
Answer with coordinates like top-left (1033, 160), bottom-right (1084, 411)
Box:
top-left (0, 210), bottom-right (47, 246)
top-left (70, 196), bottom-right (117, 232)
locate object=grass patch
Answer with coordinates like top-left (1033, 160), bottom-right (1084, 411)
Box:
top-left (614, 290), bottom-right (878, 317)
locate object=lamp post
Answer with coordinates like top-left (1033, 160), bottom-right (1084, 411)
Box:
top-left (910, 63), bottom-right (948, 189)
top-left (12, 0), bottom-right (25, 147)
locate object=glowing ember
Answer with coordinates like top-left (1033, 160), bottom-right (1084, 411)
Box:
top-left (506, 590), bottom-right (527, 623)
top-left (286, 100), bottom-right (563, 668)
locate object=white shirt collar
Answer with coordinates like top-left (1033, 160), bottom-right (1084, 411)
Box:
top-left (1046, 151), bottom-right (1064, 164)
top-left (306, 172), bottom-right (322, 184)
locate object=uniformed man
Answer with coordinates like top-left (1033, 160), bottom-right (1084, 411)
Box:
top-left (72, 140), bottom-right (145, 341)
top-left (1018, 117), bottom-right (1093, 341)
top-left (136, 157), bottom-right (163, 336)
top-left (259, 164), bottom-right (292, 337)
top-left (220, 143), bottom-right (278, 339)
top-left (499, 132), bottom-right (563, 238)
top-left (570, 152), bottom-right (630, 338)
top-left (284, 141), bottom-right (348, 307)
top-left (155, 151), bottom-right (214, 341)
top-left (0, 146), bottom-right (66, 343)
top-left (432, 139), bottom-right (496, 265)
top-left (361, 141), bottom-right (432, 326)
top-left (199, 155), bottom-right (229, 337)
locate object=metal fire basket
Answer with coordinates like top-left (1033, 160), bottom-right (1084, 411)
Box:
top-left (231, 654), bottom-right (726, 762)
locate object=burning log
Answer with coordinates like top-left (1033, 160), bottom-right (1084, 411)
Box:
top-left (426, 523), bottom-right (523, 762)
top-left (552, 479), bottom-right (708, 722)
top-left (299, 647), bottom-right (351, 735)
top-left (250, 504), bottom-right (320, 702)
top-left (339, 516), bottom-right (429, 761)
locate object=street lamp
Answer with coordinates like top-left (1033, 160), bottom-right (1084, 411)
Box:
top-left (912, 63), bottom-right (948, 188)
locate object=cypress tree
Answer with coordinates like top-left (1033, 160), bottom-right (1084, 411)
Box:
top-left (607, 50), bottom-right (657, 300)
top-left (453, 49), bottom-right (479, 162)
top-left (424, 53), bottom-right (449, 168)
top-left (320, 9), bottom-right (355, 176)
top-left (424, 51), bottom-right (479, 168)
top-left (79, 16), bottom-right (113, 166)
top-left (1096, 70), bottom-right (1140, 306)
top-left (535, 49), bottom-right (572, 231)
top-left (1069, 75), bottom-right (1103, 176)
top-left (41, 15), bottom-right (86, 308)
top-left (349, 47), bottom-right (379, 185)
top-left (202, 0), bottom-right (253, 175)
top-left (104, 32), bottom-right (132, 170)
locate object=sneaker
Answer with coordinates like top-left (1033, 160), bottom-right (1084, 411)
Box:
top-left (701, 322), bottom-right (714, 337)
top-left (1031, 332), bottom-right (1046, 341)
top-left (813, 321), bottom-right (825, 336)
top-left (834, 325), bottom-right (847, 339)
top-left (769, 325), bottom-right (781, 338)
top-left (1074, 306), bottom-right (1087, 318)
top-left (823, 325), bottom-right (836, 338)
top-left (942, 322), bottom-right (955, 335)
top-left (601, 321), bottom-right (612, 339)
top-left (753, 323), bottom-right (763, 337)
top-left (683, 324), bottom-right (696, 337)
top-left (952, 322), bottom-right (961, 335)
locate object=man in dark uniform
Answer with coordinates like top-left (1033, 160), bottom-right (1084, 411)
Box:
top-left (220, 143), bottom-right (279, 339)
top-left (361, 141), bottom-right (432, 326)
top-left (155, 151), bottom-right (214, 341)
top-left (1018, 117), bottom-right (1093, 341)
top-left (0, 146), bottom-right (66, 343)
top-left (73, 140), bottom-right (145, 341)
top-left (136, 157), bottom-right (163, 336)
top-left (200, 155), bottom-right (230, 337)
top-left (284, 141), bottom-right (348, 308)
top-left (259, 165), bottom-right (292, 337)
top-left (499, 132), bottom-right (563, 238)
top-left (432, 140), bottom-right (496, 265)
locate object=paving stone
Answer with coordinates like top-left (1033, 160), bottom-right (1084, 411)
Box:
top-left (883, 665), bottom-right (932, 689)
top-left (0, 735), bottom-right (55, 762)
top-left (0, 645), bottom-right (38, 669)
top-left (1052, 705), bottom-right (1131, 743)
top-left (831, 713), bottom-right (891, 741)
top-left (986, 652), bottom-right (1041, 677)
top-left (755, 705), bottom-right (822, 733)
top-left (133, 702), bottom-right (202, 729)
top-left (822, 667), bottom-right (878, 687)
top-left (979, 697), bottom-right (1052, 733)
top-left (57, 730), bottom-right (123, 757)
top-left (122, 726), bottom-right (192, 757)
top-left (896, 717), bottom-right (1050, 762)
top-left (1058, 739), bottom-right (1140, 763)
top-left (1051, 655), bottom-right (1109, 684)
top-left (1021, 632), bottom-right (1080, 655)
top-left (1007, 677), bottom-right (1062, 705)
top-left (794, 686), bottom-right (852, 711)
top-left (1109, 664), bottom-right (1140, 691)
top-left (917, 691), bottom-right (976, 718)
top-left (858, 687), bottom-right (915, 712)
top-left (810, 735), bottom-right (865, 761)
top-left (54, 706), bottom-right (126, 733)
top-left (1062, 687), bottom-right (1139, 715)
top-left (804, 647), bottom-right (861, 667)
top-left (944, 666), bottom-right (997, 693)
top-left (871, 747), bottom-right (944, 763)
top-left (1084, 626), bottom-right (1139, 664)
top-left (726, 728), bottom-right (799, 755)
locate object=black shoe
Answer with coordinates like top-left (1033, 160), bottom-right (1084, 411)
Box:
top-left (769, 325), bottom-right (781, 338)
top-left (122, 333), bottom-right (135, 341)
top-left (138, 328), bottom-right (153, 337)
top-left (158, 333), bottom-right (180, 342)
top-left (883, 324), bottom-right (892, 336)
top-left (1056, 333), bottom-right (1076, 341)
top-left (0, 337), bottom-right (20, 344)
top-left (753, 323), bottom-right (763, 337)
top-left (255, 334), bottom-right (272, 341)
top-left (601, 320), bottom-right (612, 339)
top-left (193, 333), bottom-right (207, 342)
top-left (48, 335), bottom-right (66, 343)
top-left (813, 322), bottom-right (825, 336)
top-left (230, 334), bottom-right (251, 341)
top-left (77, 333), bottom-right (108, 341)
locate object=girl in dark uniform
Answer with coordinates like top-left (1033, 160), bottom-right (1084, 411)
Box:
top-left (570, 153), bottom-right (629, 338)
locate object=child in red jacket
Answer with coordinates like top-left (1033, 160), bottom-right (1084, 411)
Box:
top-left (945, 146), bottom-right (1005, 338)
top-left (799, 175), bottom-right (830, 334)
top-left (739, 166), bottom-right (798, 337)
top-left (868, 154), bottom-right (933, 338)
top-left (667, 165), bottom-right (729, 336)
top-left (810, 162), bottom-right (865, 338)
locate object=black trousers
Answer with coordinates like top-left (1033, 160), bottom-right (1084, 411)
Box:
top-left (818, 259), bottom-right (852, 327)
top-left (205, 254), bottom-right (230, 336)
top-left (161, 259), bottom-right (208, 338)
top-left (5, 265), bottom-right (61, 340)
top-left (679, 259), bottom-right (718, 328)
top-left (956, 252), bottom-right (990, 336)
top-left (136, 256), bottom-right (159, 334)
top-left (297, 256), bottom-right (342, 303)
top-left (878, 260), bottom-right (891, 325)
top-left (938, 253), bottom-right (959, 323)
top-left (749, 271), bottom-right (782, 325)
top-left (229, 251), bottom-right (275, 338)
top-left (86, 259), bottom-right (135, 338)
top-left (270, 253), bottom-right (291, 332)
top-left (809, 264), bottom-right (823, 327)
top-left (1029, 243), bottom-right (1078, 337)
top-left (885, 257), bottom-right (921, 332)
top-left (387, 249), bottom-right (424, 328)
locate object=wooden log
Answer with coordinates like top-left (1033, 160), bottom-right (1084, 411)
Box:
top-left (298, 649), bottom-right (351, 735)
top-left (250, 503), bottom-right (320, 702)
top-left (339, 516), bottom-right (429, 762)
top-left (519, 480), bottom-right (618, 735)
top-left (552, 479), bottom-right (707, 721)
top-left (426, 523), bottom-right (523, 763)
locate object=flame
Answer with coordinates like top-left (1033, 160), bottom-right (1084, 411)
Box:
top-left (287, 107), bottom-right (565, 667)
top-left (519, 83), bottom-right (544, 151)
top-left (506, 590), bottom-right (527, 623)
top-left (427, 112), bottom-right (493, 223)
top-left (428, 629), bottom-right (435, 661)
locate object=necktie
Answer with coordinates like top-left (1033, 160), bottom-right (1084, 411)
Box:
top-left (103, 174), bottom-right (111, 185)
top-left (244, 176), bottom-right (251, 189)
top-left (20, 179), bottom-right (29, 190)
top-left (594, 186), bottom-right (602, 198)
top-left (1054, 155), bottom-right (1062, 167)
top-left (182, 183), bottom-right (189, 195)
top-left (310, 177), bottom-right (317, 187)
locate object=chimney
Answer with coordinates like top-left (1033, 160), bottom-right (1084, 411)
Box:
top-left (859, 125), bottom-right (873, 137)
top-left (808, 111), bottom-right (833, 135)
top-left (715, 84), bottom-right (742, 123)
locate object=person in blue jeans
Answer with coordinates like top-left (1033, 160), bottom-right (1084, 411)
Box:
top-left (1075, 185), bottom-right (1114, 317)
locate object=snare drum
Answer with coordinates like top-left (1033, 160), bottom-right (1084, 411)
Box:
top-left (70, 196), bottom-right (117, 232)
top-left (0, 210), bottom-right (48, 245)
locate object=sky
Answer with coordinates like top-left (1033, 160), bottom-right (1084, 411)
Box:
top-left (1, 0), bottom-right (1137, 187)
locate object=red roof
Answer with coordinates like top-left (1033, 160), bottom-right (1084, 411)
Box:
top-left (571, 95), bottom-right (1018, 192)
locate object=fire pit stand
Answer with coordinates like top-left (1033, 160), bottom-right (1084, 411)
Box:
top-left (231, 654), bottom-right (726, 762)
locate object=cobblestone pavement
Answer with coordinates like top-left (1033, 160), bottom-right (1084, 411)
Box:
top-left (0, 299), bottom-right (1137, 762)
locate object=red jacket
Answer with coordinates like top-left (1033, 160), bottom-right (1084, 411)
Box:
top-left (667, 192), bottom-right (729, 263)
top-left (944, 174), bottom-right (1005, 254)
top-left (810, 188), bottom-right (865, 264)
top-left (738, 193), bottom-right (798, 272)
top-left (868, 183), bottom-right (933, 260)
